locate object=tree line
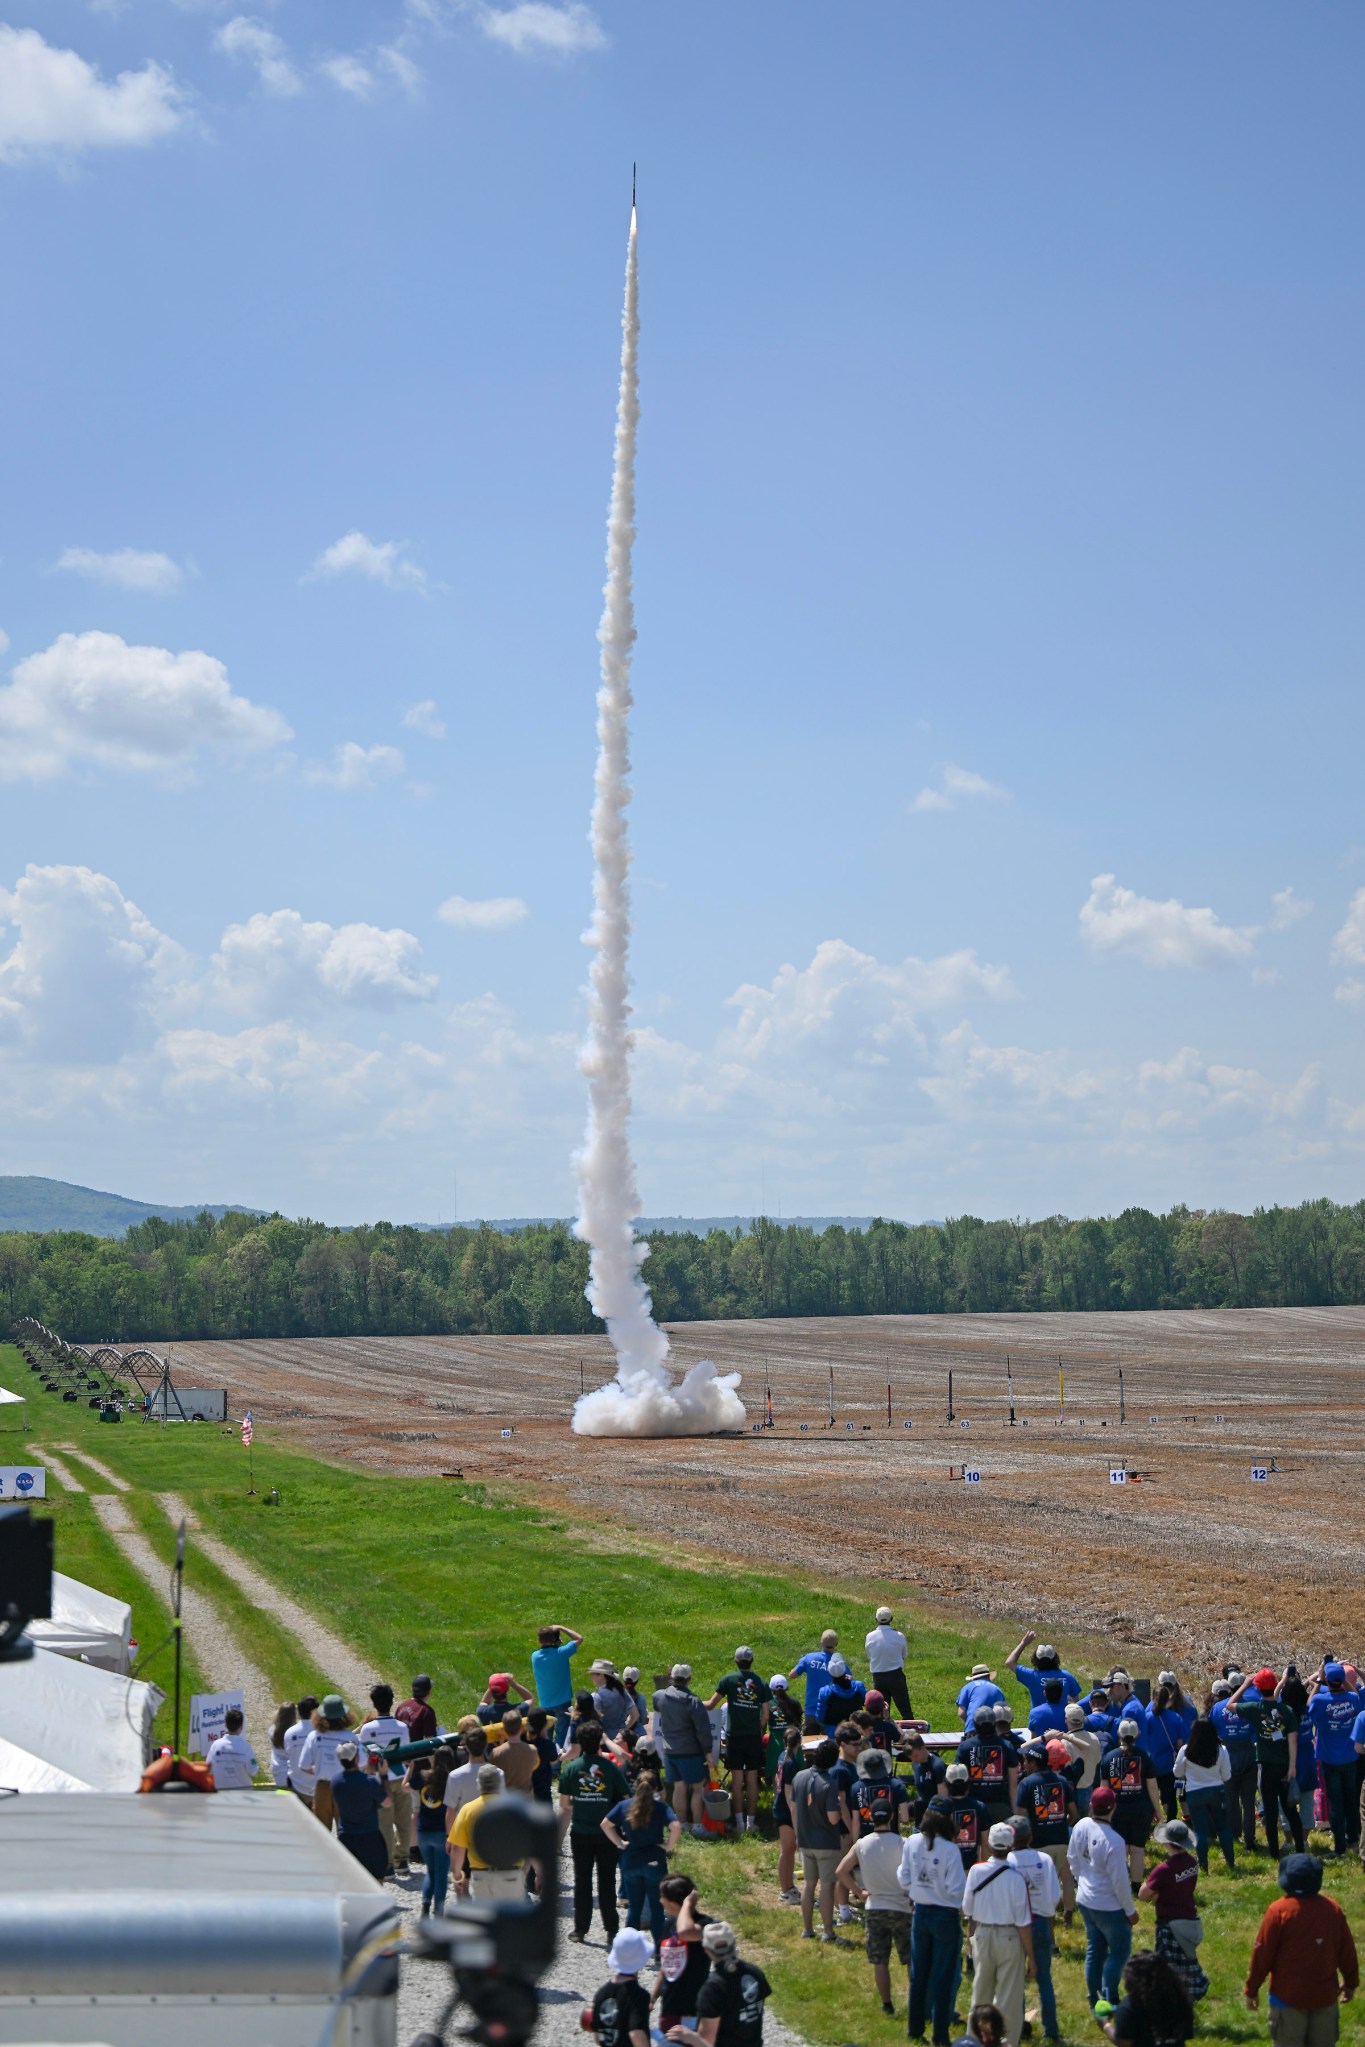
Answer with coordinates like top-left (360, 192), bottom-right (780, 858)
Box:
top-left (0, 1197), bottom-right (1363, 1345)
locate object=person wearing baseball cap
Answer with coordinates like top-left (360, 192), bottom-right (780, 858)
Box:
top-left (705, 1649), bottom-right (771, 1833)
top-left (1013, 1737), bottom-right (1078, 1921)
top-left (1228, 1669), bottom-right (1305, 1857)
top-left (652, 1664), bottom-right (714, 1838)
top-left (1245, 1853), bottom-right (1359, 2035)
top-left (330, 1737), bottom-right (390, 1881)
top-left (1005, 1630), bottom-right (1082, 1710)
top-left (396, 1674), bottom-right (437, 1745)
top-left (814, 1653), bottom-right (866, 1733)
top-left (478, 1669), bottom-right (531, 1731)
top-left (1067, 1782), bottom-right (1137, 2013)
top-left (962, 1822), bottom-right (1034, 2046)
top-left (1211, 1675), bottom-right (1260, 1856)
top-left (929, 1761), bottom-right (991, 1873)
top-left (865, 1604), bottom-right (913, 1718)
top-left (1303, 1662), bottom-right (1365, 1857)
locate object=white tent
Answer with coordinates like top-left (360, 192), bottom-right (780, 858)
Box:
top-left (0, 1386), bottom-right (25, 1431)
top-left (0, 1732), bottom-right (94, 1794)
top-left (27, 1571), bottom-right (132, 1674)
top-left (0, 1646), bottom-right (163, 1791)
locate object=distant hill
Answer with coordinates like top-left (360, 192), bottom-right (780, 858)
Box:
top-left (0, 1177), bottom-right (260, 1238)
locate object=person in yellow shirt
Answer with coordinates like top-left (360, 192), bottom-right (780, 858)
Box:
top-left (449, 1762), bottom-right (525, 1903)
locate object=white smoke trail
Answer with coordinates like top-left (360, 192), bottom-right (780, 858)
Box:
top-left (571, 197), bottom-right (744, 1441)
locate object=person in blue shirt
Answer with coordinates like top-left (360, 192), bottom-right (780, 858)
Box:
top-left (1143, 1677), bottom-right (1197, 1819)
top-left (1005, 1632), bottom-right (1082, 1708)
top-left (1027, 1678), bottom-right (1071, 1739)
top-left (1303, 1662), bottom-right (1364, 1855)
top-left (790, 1631), bottom-right (839, 1721)
top-left (532, 1623), bottom-right (584, 1746)
top-left (957, 1663), bottom-right (1007, 1726)
top-left (1352, 1698), bottom-right (1365, 1867)
top-left (1210, 1675), bottom-right (1258, 1851)
top-left (814, 1655), bottom-right (866, 1732)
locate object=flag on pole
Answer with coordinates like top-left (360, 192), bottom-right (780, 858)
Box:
top-left (241, 1409), bottom-right (254, 1447)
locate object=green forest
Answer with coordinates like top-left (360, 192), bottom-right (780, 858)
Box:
top-left (1, 1197), bottom-right (1363, 1343)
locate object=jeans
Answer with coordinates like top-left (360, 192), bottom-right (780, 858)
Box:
top-left (419, 1837), bottom-right (449, 1913)
top-left (1079, 1905), bottom-right (1132, 2007)
top-left (623, 1862), bottom-right (665, 1943)
top-left (908, 1903), bottom-right (960, 2043)
top-left (1031, 1915), bottom-right (1058, 2038)
top-left (1228, 1758), bottom-right (1258, 1848)
top-left (552, 1709), bottom-right (572, 1746)
top-left (1319, 1762), bottom-right (1359, 1853)
top-left (1260, 1761), bottom-right (1304, 1857)
top-left (1155, 1771), bottom-right (1178, 1821)
top-left (1185, 1785), bottom-right (1235, 1870)
top-left (570, 1831), bottom-right (620, 1938)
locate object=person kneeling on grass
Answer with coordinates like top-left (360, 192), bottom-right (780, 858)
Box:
top-left (835, 1791), bottom-right (912, 2016)
top-left (667, 1922), bottom-right (771, 2047)
top-left (590, 1929), bottom-right (656, 2047)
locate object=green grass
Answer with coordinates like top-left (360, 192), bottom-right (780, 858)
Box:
top-left (14, 1349), bottom-right (1365, 2046)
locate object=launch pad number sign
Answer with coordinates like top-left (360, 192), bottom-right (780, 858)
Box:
top-left (1251, 1465), bottom-right (1269, 1482)
top-left (1110, 1468), bottom-right (1128, 1485)
top-left (963, 1468), bottom-right (981, 1485)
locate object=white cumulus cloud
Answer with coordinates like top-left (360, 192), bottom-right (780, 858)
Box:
top-left (437, 894), bottom-right (529, 931)
top-left (1270, 886), bottom-right (1313, 931)
top-left (321, 54), bottom-right (374, 97)
top-left (0, 23), bottom-right (186, 163)
top-left (480, 3), bottom-right (607, 55)
top-left (402, 698), bottom-right (446, 738)
top-left (306, 530), bottom-right (428, 592)
top-left (211, 909), bottom-right (436, 1015)
top-left (56, 546), bottom-right (187, 594)
top-left (1079, 874), bottom-right (1257, 968)
top-left (305, 741), bottom-right (406, 792)
top-left (911, 762), bottom-right (1008, 814)
top-left (213, 17), bottom-right (301, 96)
top-left (0, 630), bottom-right (291, 783)
top-left (0, 864), bottom-right (188, 1063)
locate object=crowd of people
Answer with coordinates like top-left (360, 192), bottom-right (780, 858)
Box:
top-left (214, 1613), bottom-right (1363, 2047)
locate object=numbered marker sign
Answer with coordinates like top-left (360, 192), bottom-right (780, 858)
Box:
top-left (960, 1419), bottom-right (970, 1429)
top-left (1149, 1415), bottom-right (1159, 1425)
top-left (1109, 1468), bottom-right (1128, 1485)
top-left (799, 1423), bottom-right (809, 1433)
top-left (1250, 1465), bottom-right (1269, 1482)
top-left (902, 1420), bottom-right (913, 1430)
top-left (1214, 1414), bottom-right (1226, 1423)
top-left (752, 1424), bottom-right (763, 1434)
top-left (500, 1428), bottom-right (513, 1439)
top-left (845, 1421), bottom-right (855, 1433)
top-left (963, 1467), bottom-right (982, 1485)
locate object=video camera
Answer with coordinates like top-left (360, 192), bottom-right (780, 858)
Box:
top-left (405, 1794), bottom-right (559, 2047)
top-left (0, 1503), bottom-right (53, 1661)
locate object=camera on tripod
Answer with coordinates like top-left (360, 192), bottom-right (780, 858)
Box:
top-left (407, 1796), bottom-right (560, 2047)
top-left (0, 1503), bottom-right (53, 1661)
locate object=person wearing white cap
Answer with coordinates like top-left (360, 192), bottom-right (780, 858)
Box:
top-left (1005, 1631), bottom-right (1082, 1709)
top-left (589, 1928), bottom-right (654, 2047)
top-left (865, 1606), bottom-right (912, 1718)
top-left (814, 1654), bottom-right (866, 1732)
top-left (961, 1823), bottom-right (1035, 2047)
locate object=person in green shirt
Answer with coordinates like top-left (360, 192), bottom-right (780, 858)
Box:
top-left (706, 1648), bottom-right (771, 1834)
top-left (1228, 1669), bottom-right (1304, 1856)
top-left (559, 1724), bottom-right (630, 1942)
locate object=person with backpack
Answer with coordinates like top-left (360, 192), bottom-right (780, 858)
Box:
top-left (792, 1737), bottom-right (847, 1945)
top-left (1008, 1816), bottom-right (1062, 2043)
top-left (589, 1928), bottom-right (655, 2047)
top-left (900, 1808), bottom-right (967, 2047)
top-left (836, 1789), bottom-right (913, 2016)
top-left (668, 1922), bottom-right (772, 2047)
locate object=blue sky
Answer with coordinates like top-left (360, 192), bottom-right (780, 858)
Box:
top-left (1, 1), bottom-right (1363, 1224)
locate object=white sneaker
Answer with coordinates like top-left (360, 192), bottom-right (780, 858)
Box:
top-left (780, 1887), bottom-right (802, 1904)
top-left (837, 1905), bottom-right (858, 1924)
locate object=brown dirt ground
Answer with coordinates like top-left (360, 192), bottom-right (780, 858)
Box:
top-left (162, 1308), bottom-right (1365, 1671)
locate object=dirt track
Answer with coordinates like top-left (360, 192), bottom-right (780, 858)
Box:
top-left (163, 1309), bottom-right (1365, 1672)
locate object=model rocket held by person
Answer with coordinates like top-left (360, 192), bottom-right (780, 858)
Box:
top-left (571, 185), bottom-right (743, 1440)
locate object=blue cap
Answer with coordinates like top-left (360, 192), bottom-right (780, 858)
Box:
top-left (1324, 1662), bottom-right (1347, 1684)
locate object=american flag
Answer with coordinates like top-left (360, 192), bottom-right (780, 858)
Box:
top-left (241, 1409), bottom-right (253, 1447)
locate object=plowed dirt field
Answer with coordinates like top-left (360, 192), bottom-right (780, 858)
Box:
top-left (165, 1308), bottom-right (1365, 1670)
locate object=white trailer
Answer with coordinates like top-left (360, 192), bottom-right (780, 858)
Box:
top-left (0, 1792), bottom-right (401, 2046)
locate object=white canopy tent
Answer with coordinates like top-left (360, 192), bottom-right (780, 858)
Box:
top-left (0, 1646), bottom-right (163, 1791)
top-left (0, 1732), bottom-right (94, 1794)
top-left (27, 1571), bottom-right (132, 1674)
top-left (0, 1385), bottom-right (25, 1431)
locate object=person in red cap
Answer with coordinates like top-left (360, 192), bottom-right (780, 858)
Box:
top-left (477, 1670), bottom-right (532, 1734)
top-left (1228, 1670), bottom-right (1304, 1856)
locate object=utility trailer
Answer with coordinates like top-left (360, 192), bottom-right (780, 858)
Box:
top-left (0, 1792), bottom-right (400, 2046)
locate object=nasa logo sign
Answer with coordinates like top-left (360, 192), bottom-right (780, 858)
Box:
top-left (15, 1470), bottom-right (34, 1495)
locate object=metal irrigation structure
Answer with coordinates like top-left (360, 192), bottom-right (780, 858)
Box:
top-left (9, 1317), bottom-right (190, 1418)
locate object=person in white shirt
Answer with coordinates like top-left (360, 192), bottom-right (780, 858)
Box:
top-left (1066, 1784), bottom-right (1137, 2012)
top-left (835, 1807), bottom-right (912, 2016)
top-left (268, 1702), bottom-right (296, 1790)
top-left (1009, 1816), bottom-right (1062, 2042)
top-left (1172, 1717), bottom-right (1235, 1873)
top-left (899, 1810), bottom-right (966, 2045)
top-left (284, 1693), bottom-right (320, 1805)
top-left (864, 1606), bottom-right (912, 1717)
top-left (357, 1682), bottom-right (416, 1876)
top-left (444, 1726), bottom-right (496, 1825)
top-left (962, 1822), bottom-right (1034, 2047)
top-left (298, 1694), bottom-right (357, 1831)
top-left (206, 1707), bottom-right (257, 1791)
